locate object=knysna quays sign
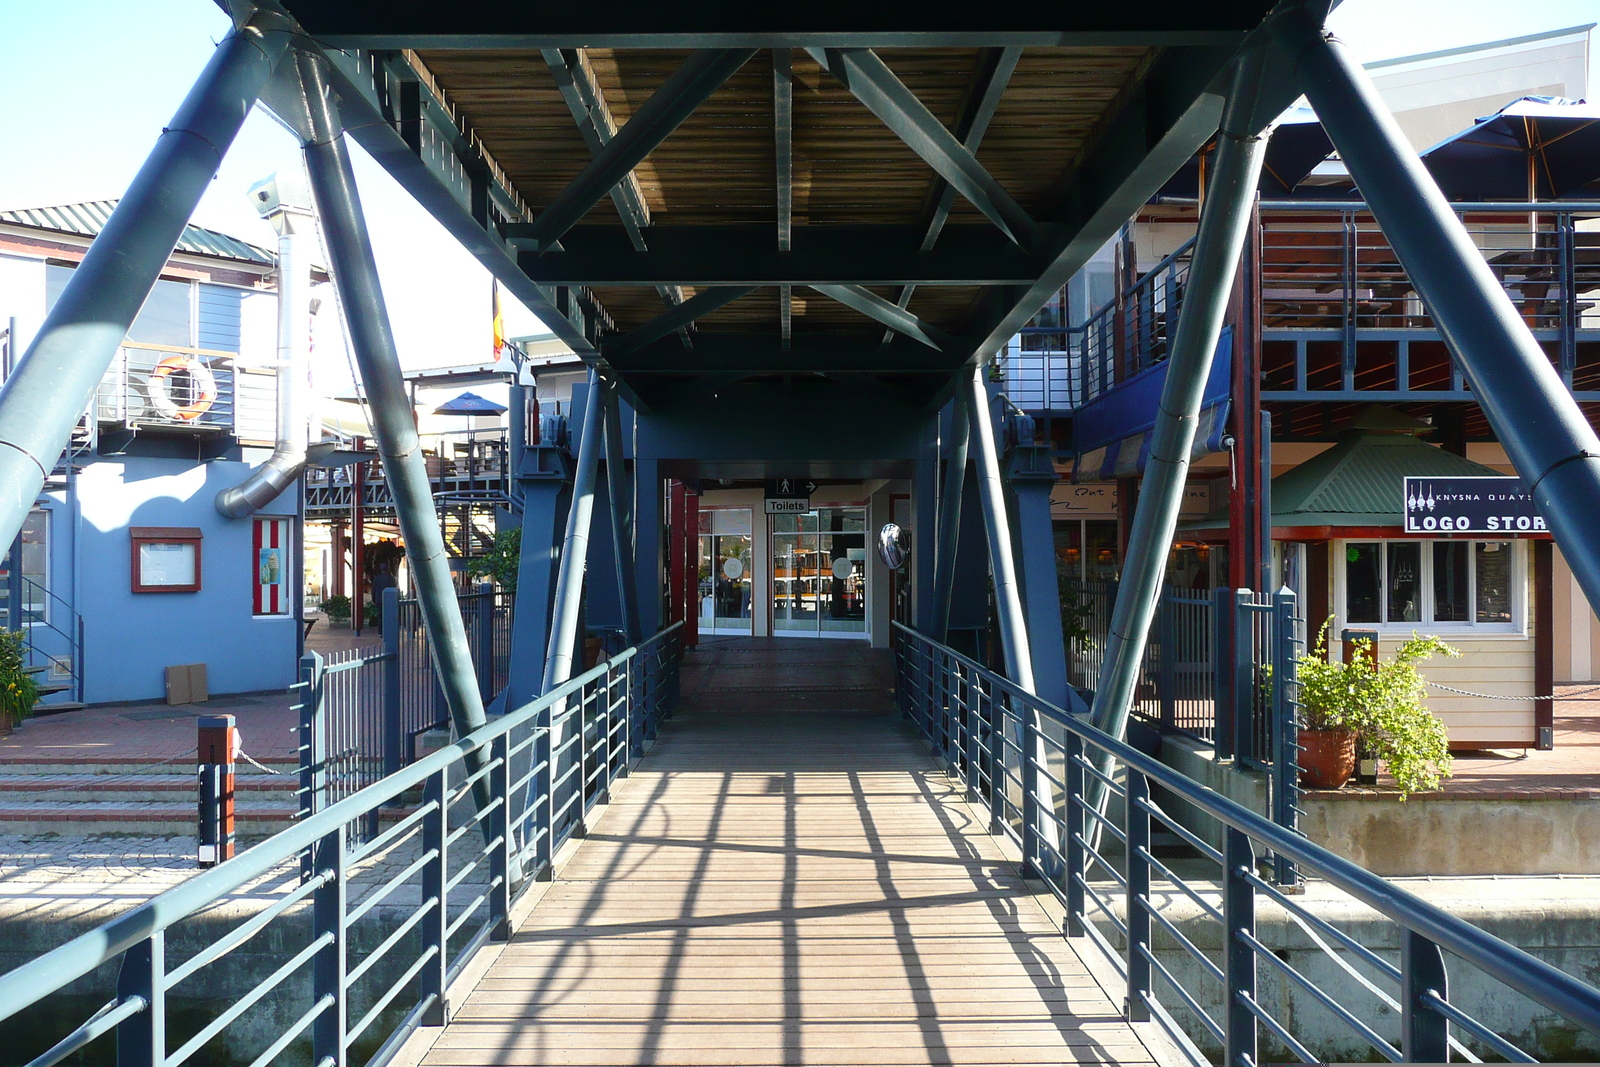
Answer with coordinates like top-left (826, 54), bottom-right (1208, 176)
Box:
top-left (1403, 476), bottom-right (1546, 533)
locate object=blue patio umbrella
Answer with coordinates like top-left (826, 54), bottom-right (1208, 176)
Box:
top-left (1419, 96), bottom-right (1600, 201)
top-left (432, 391), bottom-right (508, 416)
top-left (1156, 105), bottom-right (1335, 198)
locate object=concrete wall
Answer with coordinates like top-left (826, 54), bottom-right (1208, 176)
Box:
top-left (70, 454), bottom-right (299, 703)
top-left (1302, 793), bottom-right (1600, 876)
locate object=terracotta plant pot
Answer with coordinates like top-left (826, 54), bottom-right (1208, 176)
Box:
top-left (1298, 727), bottom-right (1356, 790)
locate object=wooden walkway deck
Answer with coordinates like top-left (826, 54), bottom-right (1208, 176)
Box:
top-left (420, 639), bottom-right (1160, 1066)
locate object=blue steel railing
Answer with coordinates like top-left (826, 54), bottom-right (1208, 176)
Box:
top-left (892, 621), bottom-right (1600, 1065)
top-left (3, 621), bottom-right (682, 1067)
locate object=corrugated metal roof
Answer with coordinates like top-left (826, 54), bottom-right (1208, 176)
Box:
top-left (1185, 422), bottom-right (1506, 531)
top-left (0, 201), bottom-right (274, 266)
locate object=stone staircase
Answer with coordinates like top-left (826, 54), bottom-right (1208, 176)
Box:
top-left (0, 755), bottom-right (300, 837)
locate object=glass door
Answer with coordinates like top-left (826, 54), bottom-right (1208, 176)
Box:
top-left (698, 509), bottom-right (754, 635)
top-left (772, 507), bottom-right (867, 637)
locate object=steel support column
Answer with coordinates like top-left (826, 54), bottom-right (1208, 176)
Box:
top-left (912, 418), bottom-right (939, 635)
top-left (1277, 12), bottom-right (1600, 620)
top-left (1088, 56), bottom-right (1267, 747)
top-left (299, 56), bottom-right (490, 758)
top-left (603, 381), bottom-right (640, 645)
top-left (931, 391), bottom-right (970, 641)
top-left (966, 368), bottom-right (1034, 692)
top-left (0, 13), bottom-right (291, 550)
top-left (1009, 441), bottom-right (1072, 711)
top-left (542, 373), bottom-right (604, 694)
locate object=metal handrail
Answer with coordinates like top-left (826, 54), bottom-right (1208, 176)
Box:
top-left (891, 620), bottom-right (1600, 1061)
top-left (2, 620), bottom-right (683, 1063)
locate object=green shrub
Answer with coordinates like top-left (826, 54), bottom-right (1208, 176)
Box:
top-left (319, 595), bottom-right (352, 623)
top-left (1297, 619), bottom-right (1458, 798)
top-left (466, 527), bottom-right (521, 595)
top-left (0, 630), bottom-right (39, 722)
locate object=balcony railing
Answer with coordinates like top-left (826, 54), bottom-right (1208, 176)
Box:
top-left (1005, 203), bottom-right (1600, 411)
top-left (95, 342), bottom-right (236, 433)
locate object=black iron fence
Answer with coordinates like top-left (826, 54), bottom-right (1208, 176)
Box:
top-left (1065, 581), bottom-right (1301, 869)
top-left (296, 586), bottom-right (516, 844)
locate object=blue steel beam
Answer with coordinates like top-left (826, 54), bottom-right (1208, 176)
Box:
top-left (603, 384), bottom-right (641, 645)
top-left (887, 46), bottom-right (1023, 343)
top-left (1088, 54), bottom-right (1267, 749)
top-left (0, 12), bottom-right (292, 551)
top-left (298, 54), bottom-right (492, 766)
top-left (518, 50), bottom-right (757, 252)
top-left (507, 223), bottom-right (1044, 286)
top-left (611, 287), bottom-right (761, 356)
top-left (809, 47), bottom-right (1040, 248)
top-left (809, 285), bottom-right (955, 351)
top-left (604, 334), bottom-right (968, 374)
top-left (1275, 10), bottom-right (1600, 622)
top-left (931, 392), bottom-right (970, 641)
top-left (277, 1), bottom-right (1267, 49)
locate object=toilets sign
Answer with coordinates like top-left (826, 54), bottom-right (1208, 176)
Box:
top-left (1403, 476), bottom-right (1546, 534)
top-left (765, 478), bottom-right (817, 514)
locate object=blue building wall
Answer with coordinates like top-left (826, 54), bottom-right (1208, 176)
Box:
top-left (70, 456), bottom-right (298, 703)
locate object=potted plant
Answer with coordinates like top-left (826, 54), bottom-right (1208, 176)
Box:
top-left (1294, 623), bottom-right (1360, 788)
top-left (1349, 631), bottom-right (1458, 798)
top-left (1297, 621), bottom-right (1458, 797)
top-left (0, 630), bottom-right (40, 732)
top-left (319, 594), bottom-right (352, 627)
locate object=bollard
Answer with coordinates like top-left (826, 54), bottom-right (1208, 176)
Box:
top-left (197, 714), bottom-right (238, 868)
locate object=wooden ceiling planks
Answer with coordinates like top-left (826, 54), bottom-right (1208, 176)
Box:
top-left (413, 44), bottom-right (1155, 336)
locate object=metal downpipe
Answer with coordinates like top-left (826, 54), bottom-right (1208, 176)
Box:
top-left (216, 201), bottom-right (313, 518)
top-left (602, 381), bottom-right (639, 646)
top-left (1088, 56), bottom-right (1267, 747)
top-left (297, 56), bottom-right (490, 766)
top-left (931, 389), bottom-right (970, 642)
top-left (0, 13), bottom-right (291, 549)
top-left (543, 370), bottom-right (604, 694)
top-left (1276, 10), bottom-right (1600, 620)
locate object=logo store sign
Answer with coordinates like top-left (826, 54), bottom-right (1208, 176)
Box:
top-left (1403, 476), bottom-right (1546, 534)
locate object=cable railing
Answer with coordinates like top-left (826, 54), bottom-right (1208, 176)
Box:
top-left (4, 621), bottom-right (682, 1067)
top-left (892, 621), bottom-right (1600, 1065)
top-left (95, 342), bottom-right (236, 432)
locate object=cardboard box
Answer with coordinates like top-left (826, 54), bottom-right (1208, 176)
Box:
top-left (165, 663), bottom-right (209, 705)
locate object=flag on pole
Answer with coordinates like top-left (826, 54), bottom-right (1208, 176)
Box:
top-left (491, 279), bottom-right (505, 360)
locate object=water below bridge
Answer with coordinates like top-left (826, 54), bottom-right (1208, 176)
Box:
top-left (413, 637), bottom-right (1163, 1066)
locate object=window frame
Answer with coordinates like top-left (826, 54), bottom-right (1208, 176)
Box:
top-left (1333, 537), bottom-right (1526, 637)
top-left (130, 527), bottom-right (203, 594)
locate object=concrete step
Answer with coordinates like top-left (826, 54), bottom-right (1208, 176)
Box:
top-left (0, 801), bottom-right (302, 837)
top-left (0, 773), bottom-right (298, 804)
top-left (0, 757), bottom-right (297, 777)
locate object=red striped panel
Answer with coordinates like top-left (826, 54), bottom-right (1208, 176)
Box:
top-left (252, 517), bottom-right (263, 615)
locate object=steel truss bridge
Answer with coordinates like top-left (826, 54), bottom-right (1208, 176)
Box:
top-left (4, 1), bottom-right (1600, 1064)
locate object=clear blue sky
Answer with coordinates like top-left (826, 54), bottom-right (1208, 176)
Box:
top-left (0, 1), bottom-right (1595, 371)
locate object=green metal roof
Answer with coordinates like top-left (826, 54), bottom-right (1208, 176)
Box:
top-left (0, 201), bottom-right (274, 267)
top-left (1185, 409), bottom-right (1507, 531)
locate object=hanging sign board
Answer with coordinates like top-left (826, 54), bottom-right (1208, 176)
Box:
top-left (1403, 476), bottom-right (1546, 534)
top-left (764, 477), bottom-right (817, 514)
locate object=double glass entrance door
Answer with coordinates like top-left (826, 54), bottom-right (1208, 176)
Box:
top-left (698, 509), bottom-right (753, 635)
top-left (772, 507), bottom-right (866, 636)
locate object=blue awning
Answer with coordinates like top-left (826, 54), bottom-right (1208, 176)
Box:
top-left (1072, 327), bottom-right (1232, 481)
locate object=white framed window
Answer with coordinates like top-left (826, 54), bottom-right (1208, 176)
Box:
top-left (1336, 538), bottom-right (1524, 635)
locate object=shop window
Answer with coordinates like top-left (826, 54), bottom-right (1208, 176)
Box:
top-left (1341, 539), bottom-right (1522, 632)
top-left (1054, 519), bottom-right (1120, 583)
top-left (254, 517), bottom-right (293, 616)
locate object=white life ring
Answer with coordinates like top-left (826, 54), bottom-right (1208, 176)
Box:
top-left (148, 355), bottom-right (218, 421)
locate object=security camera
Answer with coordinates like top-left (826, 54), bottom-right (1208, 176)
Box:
top-left (247, 172), bottom-right (311, 219)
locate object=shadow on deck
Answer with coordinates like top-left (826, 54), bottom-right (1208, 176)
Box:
top-left (417, 638), bottom-right (1164, 1066)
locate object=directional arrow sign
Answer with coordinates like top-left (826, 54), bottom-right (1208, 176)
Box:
top-left (764, 478), bottom-right (816, 514)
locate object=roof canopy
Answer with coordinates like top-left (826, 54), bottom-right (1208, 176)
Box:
top-left (267, 1), bottom-right (1299, 412)
top-left (1185, 408), bottom-right (1508, 532)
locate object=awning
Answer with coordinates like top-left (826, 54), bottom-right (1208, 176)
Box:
top-left (1072, 327), bottom-right (1232, 481)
